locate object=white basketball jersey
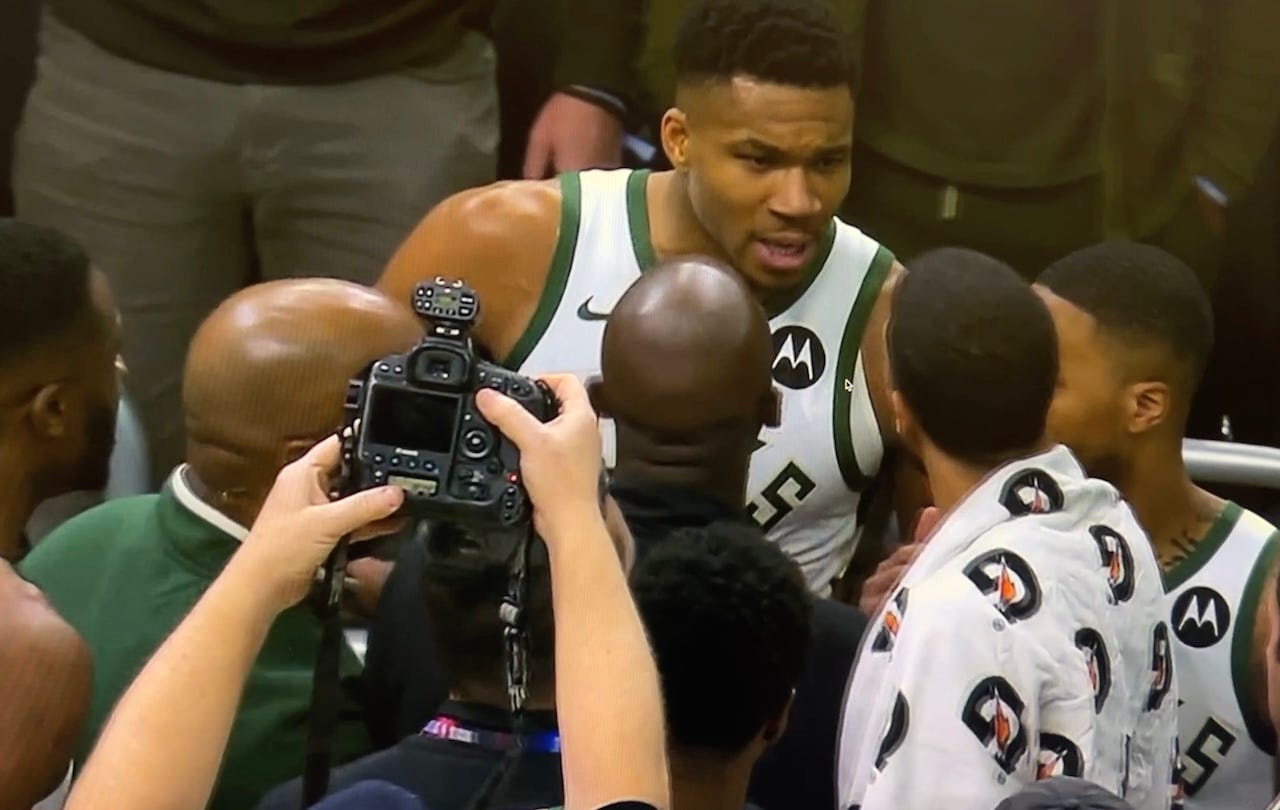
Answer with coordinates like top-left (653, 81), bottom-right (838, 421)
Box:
top-left (1164, 502), bottom-right (1280, 809)
top-left (509, 169), bottom-right (893, 592)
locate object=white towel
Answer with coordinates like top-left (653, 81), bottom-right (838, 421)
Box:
top-left (837, 445), bottom-right (1176, 810)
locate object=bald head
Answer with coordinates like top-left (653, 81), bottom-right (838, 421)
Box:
top-left (183, 279), bottom-right (423, 502)
top-left (599, 256), bottom-right (774, 432)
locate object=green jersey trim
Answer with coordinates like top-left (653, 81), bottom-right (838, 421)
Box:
top-left (504, 171), bottom-right (583, 370)
top-left (1231, 528), bottom-right (1280, 753)
top-left (625, 169), bottom-right (657, 271)
top-left (832, 245), bottom-right (895, 491)
top-left (1163, 501), bottom-right (1243, 591)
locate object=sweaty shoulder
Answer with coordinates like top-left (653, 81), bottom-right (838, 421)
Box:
top-left (0, 569), bottom-right (91, 807)
top-left (379, 179), bottom-right (564, 361)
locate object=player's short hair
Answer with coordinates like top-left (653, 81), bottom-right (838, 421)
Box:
top-left (889, 248), bottom-right (1057, 466)
top-left (422, 523), bottom-right (555, 691)
top-left (1039, 242), bottom-right (1214, 385)
top-left (631, 520), bottom-right (812, 755)
top-left (0, 219), bottom-right (95, 372)
top-left (674, 0), bottom-right (855, 91)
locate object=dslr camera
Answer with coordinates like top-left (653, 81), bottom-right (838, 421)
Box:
top-left (338, 277), bottom-right (556, 528)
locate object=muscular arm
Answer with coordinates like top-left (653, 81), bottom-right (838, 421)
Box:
top-left (377, 180), bottom-right (563, 363)
top-left (0, 578), bottom-right (91, 809)
top-left (1249, 538), bottom-right (1280, 752)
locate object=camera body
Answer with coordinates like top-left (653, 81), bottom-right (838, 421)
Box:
top-left (339, 277), bottom-right (555, 528)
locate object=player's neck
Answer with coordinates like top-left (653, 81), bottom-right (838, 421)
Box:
top-left (651, 171), bottom-right (736, 266)
top-left (669, 748), bottom-right (752, 810)
top-left (611, 458), bottom-right (747, 511)
top-left (924, 440), bottom-right (1052, 515)
top-left (1122, 442), bottom-right (1223, 569)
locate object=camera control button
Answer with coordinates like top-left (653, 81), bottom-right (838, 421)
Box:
top-left (374, 454), bottom-right (385, 464)
top-left (461, 429), bottom-right (492, 459)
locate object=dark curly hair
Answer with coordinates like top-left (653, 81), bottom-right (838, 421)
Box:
top-left (631, 520), bottom-right (813, 755)
top-left (674, 0), bottom-right (855, 90)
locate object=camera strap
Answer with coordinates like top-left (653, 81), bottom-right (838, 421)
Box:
top-left (301, 535), bottom-right (350, 808)
top-left (461, 526), bottom-right (536, 810)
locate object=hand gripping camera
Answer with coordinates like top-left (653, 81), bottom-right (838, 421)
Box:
top-left (337, 277), bottom-right (556, 528)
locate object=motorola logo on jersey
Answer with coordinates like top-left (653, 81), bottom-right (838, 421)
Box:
top-left (770, 326), bottom-right (826, 390)
top-left (875, 692), bottom-right (910, 771)
top-left (1172, 587), bottom-right (1231, 649)
top-left (1147, 622), bottom-right (1174, 711)
top-left (962, 549), bottom-right (1042, 622)
top-left (872, 588), bottom-right (909, 653)
top-left (1036, 733), bottom-right (1085, 780)
top-left (1074, 629), bottom-right (1112, 713)
top-left (962, 676), bottom-right (1028, 775)
top-left (1089, 525), bottom-right (1135, 604)
top-left (998, 469), bottom-right (1065, 517)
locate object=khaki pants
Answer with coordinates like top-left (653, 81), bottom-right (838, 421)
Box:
top-left (14, 11), bottom-right (498, 485)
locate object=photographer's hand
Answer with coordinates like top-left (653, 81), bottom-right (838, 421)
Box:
top-left (477, 374), bottom-right (670, 810)
top-left (66, 436), bottom-right (403, 810)
top-left (475, 373), bottom-right (604, 541)
top-left (233, 434), bottom-right (404, 614)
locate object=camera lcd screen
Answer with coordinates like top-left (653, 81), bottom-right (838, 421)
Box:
top-left (365, 387), bottom-right (459, 453)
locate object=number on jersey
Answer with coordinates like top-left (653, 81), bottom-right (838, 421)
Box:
top-left (1181, 718), bottom-right (1237, 796)
top-left (748, 462), bottom-right (817, 532)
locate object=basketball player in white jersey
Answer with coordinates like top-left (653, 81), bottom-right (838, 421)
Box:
top-left (1038, 242), bottom-right (1280, 810)
top-left (378, 0), bottom-right (913, 594)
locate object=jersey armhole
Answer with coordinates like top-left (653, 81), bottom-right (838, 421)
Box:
top-left (832, 245), bottom-right (896, 491)
top-left (1230, 530), bottom-right (1280, 753)
top-left (502, 172), bottom-right (582, 370)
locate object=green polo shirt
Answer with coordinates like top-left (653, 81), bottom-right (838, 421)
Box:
top-left (20, 468), bottom-right (370, 810)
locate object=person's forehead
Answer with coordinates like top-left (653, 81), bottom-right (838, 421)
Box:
top-left (690, 77), bottom-right (852, 139)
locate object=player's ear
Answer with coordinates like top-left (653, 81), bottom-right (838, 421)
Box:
top-left (28, 382), bottom-right (75, 441)
top-left (586, 375), bottom-right (608, 417)
top-left (890, 390), bottom-right (922, 456)
top-left (1126, 381), bottom-right (1169, 435)
top-left (759, 386), bottom-right (782, 428)
top-left (660, 106), bottom-right (691, 171)
top-left (761, 689), bottom-right (795, 746)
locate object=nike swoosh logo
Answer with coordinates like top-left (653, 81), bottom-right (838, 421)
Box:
top-left (576, 298), bottom-right (611, 321)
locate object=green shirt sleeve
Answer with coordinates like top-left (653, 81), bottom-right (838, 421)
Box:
top-left (553, 0), bottom-right (646, 106)
top-left (1187, 0), bottom-right (1280, 201)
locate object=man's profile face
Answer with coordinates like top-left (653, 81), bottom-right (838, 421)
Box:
top-left (1036, 288), bottom-right (1128, 480)
top-left (66, 268), bottom-right (122, 492)
top-left (673, 77), bottom-right (853, 292)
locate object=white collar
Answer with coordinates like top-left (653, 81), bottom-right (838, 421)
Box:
top-left (169, 464), bottom-right (250, 543)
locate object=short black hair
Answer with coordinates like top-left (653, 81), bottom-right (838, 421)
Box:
top-left (674, 0), bottom-right (855, 91)
top-left (889, 248), bottom-right (1058, 466)
top-left (422, 523), bottom-right (555, 692)
top-left (1039, 242), bottom-right (1214, 385)
top-left (631, 521), bottom-right (812, 755)
top-left (0, 219), bottom-right (95, 372)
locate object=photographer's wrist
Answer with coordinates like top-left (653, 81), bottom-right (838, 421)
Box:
top-left (538, 500), bottom-right (609, 550)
